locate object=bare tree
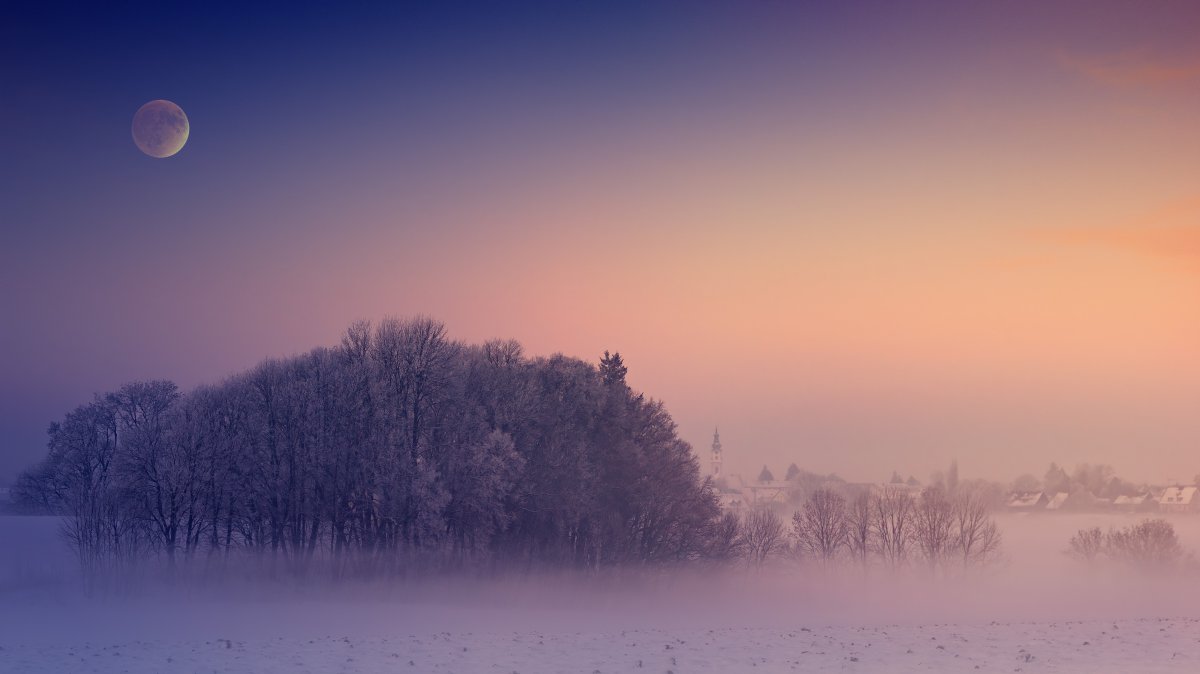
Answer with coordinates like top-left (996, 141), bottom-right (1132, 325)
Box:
top-left (792, 488), bottom-right (848, 567)
top-left (704, 511), bottom-right (745, 563)
top-left (951, 487), bottom-right (1001, 569)
top-left (1066, 527), bottom-right (1104, 565)
top-left (739, 509), bottom-right (787, 568)
top-left (844, 491), bottom-right (873, 571)
top-left (1105, 519), bottom-right (1184, 571)
top-left (912, 487), bottom-right (955, 572)
top-left (872, 486), bottom-right (913, 569)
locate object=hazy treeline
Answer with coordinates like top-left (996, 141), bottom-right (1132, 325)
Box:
top-left (1012, 462), bottom-right (1166, 500)
top-left (770, 460), bottom-right (1169, 514)
top-left (732, 485), bottom-right (1002, 574)
top-left (13, 318), bottom-right (722, 578)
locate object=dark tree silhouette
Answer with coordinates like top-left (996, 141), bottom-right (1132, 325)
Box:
top-left (17, 318), bottom-right (722, 577)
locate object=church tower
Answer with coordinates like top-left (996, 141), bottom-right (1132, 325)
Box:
top-left (711, 428), bottom-right (723, 479)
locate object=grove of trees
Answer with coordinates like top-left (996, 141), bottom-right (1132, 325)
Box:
top-left (1067, 519), bottom-right (1190, 572)
top-left (13, 318), bottom-right (724, 582)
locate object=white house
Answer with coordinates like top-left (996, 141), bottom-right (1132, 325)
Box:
top-left (1158, 486), bottom-right (1199, 513)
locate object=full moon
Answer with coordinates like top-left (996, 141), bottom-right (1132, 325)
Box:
top-left (131, 99), bottom-right (189, 158)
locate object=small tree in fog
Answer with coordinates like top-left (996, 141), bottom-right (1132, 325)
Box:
top-left (739, 509), bottom-right (786, 567)
top-left (844, 492), bottom-right (873, 571)
top-left (1066, 527), bottom-right (1104, 565)
top-left (951, 488), bottom-right (1001, 569)
top-left (792, 489), bottom-right (848, 567)
top-left (1105, 519), bottom-right (1184, 571)
top-left (913, 487), bottom-right (955, 572)
top-left (1067, 520), bottom-right (1187, 573)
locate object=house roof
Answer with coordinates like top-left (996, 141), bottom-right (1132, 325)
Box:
top-left (1112, 494), bottom-right (1148, 506)
top-left (1007, 491), bottom-right (1045, 508)
top-left (1159, 486), bottom-right (1198, 506)
top-left (1045, 492), bottom-right (1069, 510)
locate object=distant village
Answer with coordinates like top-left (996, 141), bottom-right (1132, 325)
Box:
top-left (707, 430), bottom-right (1199, 515)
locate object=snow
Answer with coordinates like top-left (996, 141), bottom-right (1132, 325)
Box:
top-left (2, 618), bottom-right (1198, 672)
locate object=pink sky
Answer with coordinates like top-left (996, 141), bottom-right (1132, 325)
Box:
top-left (3, 1), bottom-right (1199, 484)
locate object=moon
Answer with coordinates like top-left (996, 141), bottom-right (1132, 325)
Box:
top-left (132, 100), bottom-right (189, 158)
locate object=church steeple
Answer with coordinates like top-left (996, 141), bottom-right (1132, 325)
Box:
top-left (711, 427), bottom-right (722, 478)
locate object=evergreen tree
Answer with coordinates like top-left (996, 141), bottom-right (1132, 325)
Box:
top-left (599, 351), bottom-right (628, 387)
top-left (785, 463), bottom-right (801, 481)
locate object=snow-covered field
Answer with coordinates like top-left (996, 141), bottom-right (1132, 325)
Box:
top-left (3, 514), bottom-right (1200, 673)
top-left (4, 617), bottom-right (1199, 673)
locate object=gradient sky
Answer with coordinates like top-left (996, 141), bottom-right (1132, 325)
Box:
top-left (2, 1), bottom-right (1199, 485)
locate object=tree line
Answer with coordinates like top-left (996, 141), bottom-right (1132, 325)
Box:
top-left (13, 317), bottom-right (722, 580)
top-left (733, 485), bottom-right (1003, 574)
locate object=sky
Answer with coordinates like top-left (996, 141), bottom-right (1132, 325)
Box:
top-left (2, 1), bottom-right (1199, 486)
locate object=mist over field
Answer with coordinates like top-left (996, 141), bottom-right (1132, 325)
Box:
top-left (5, 512), bottom-right (1200, 672)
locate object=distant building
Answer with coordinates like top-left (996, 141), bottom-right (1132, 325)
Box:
top-left (1158, 486), bottom-right (1199, 513)
top-left (869, 483), bottom-right (923, 500)
top-left (743, 480), bottom-right (788, 508)
top-left (1112, 493), bottom-right (1152, 512)
top-left (707, 431), bottom-right (791, 513)
top-left (1007, 491), bottom-right (1048, 510)
top-left (711, 428), bottom-right (723, 480)
top-left (1045, 492), bottom-right (1069, 511)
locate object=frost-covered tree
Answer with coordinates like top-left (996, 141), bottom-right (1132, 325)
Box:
top-left (1066, 527), bottom-right (1104, 565)
top-left (17, 317), bottom-right (722, 577)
